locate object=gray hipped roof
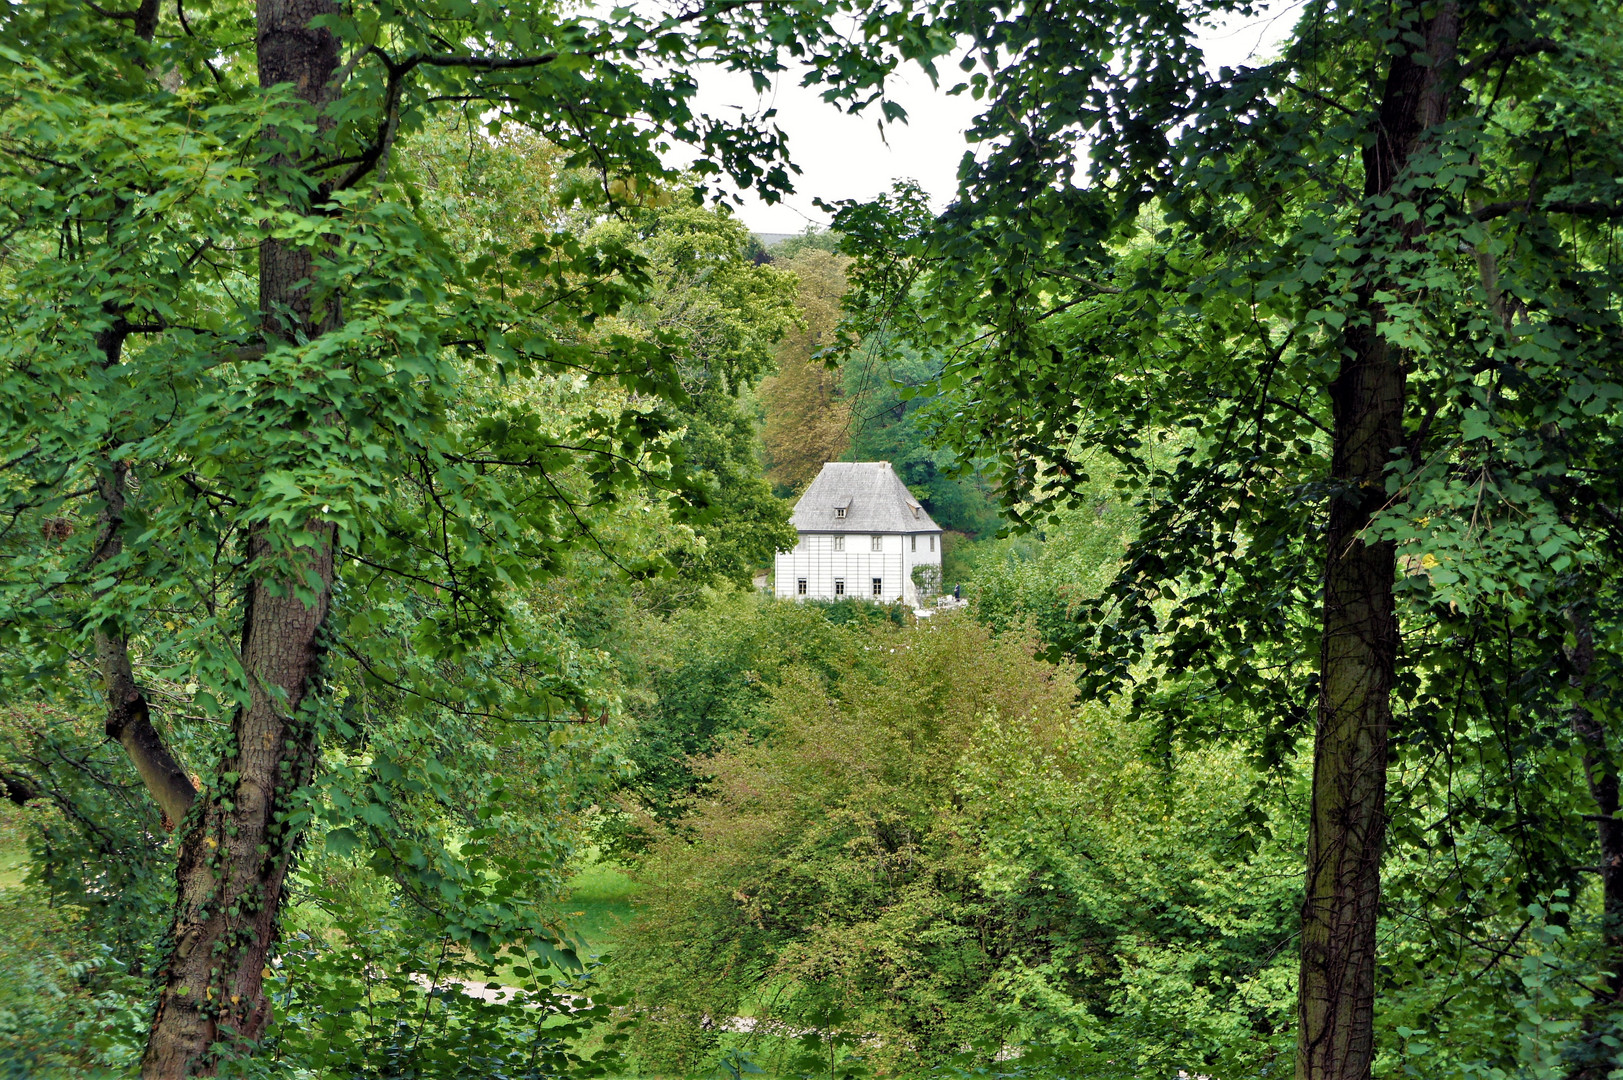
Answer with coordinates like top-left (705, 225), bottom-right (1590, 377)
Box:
top-left (790, 462), bottom-right (942, 534)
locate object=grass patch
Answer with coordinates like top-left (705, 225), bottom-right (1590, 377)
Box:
top-left (0, 850), bottom-right (25, 890)
top-left (0, 801), bottom-right (31, 890)
top-left (478, 851), bottom-right (642, 987)
top-left (0, 842), bottom-right (27, 890)
top-left (561, 857), bottom-right (639, 958)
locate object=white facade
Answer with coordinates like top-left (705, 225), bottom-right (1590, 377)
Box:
top-left (772, 462), bottom-right (943, 606)
top-left (774, 529), bottom-right (941, 605)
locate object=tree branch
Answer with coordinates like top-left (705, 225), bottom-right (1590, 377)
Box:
top-left (82, 0), bottom-right (162, 44)
top-left (0, 770), bottom-right (41, 806)
top-left (333, 46), bottom-right (415, 191)
top-left (1474, 199), bottom-right (1623, 221)
top-left (416, 51), bottom-right (561, 71)
top-left (91, 325), bottom-right (197, 826)
top-left (330, 43), bottom-right (565, 191)
top-left (94, 460), bottom-right (197, 827)
top-left (1459, 37), bottom-right (1560, 79)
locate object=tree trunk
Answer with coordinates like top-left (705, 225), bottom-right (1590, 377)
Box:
top-left (140, 2), bottom-right (340, 1075)
top-left (1569, 608), bottom-right (1623, 989)
top-left (1296, 5), bottom-right (1459, 1079)
top-left (141, 525), bottom-right (335, 1077)
top-left (1568, 605), bottom-right (1623, 1078)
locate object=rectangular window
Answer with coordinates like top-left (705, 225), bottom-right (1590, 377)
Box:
top-left (833, 536), bottom-right (845, 552)
top-left (872, 577), bottom-right (883, 596)
top-left (911, 535), bottom-right (916, 552)
top-left (835, 507), bottom-right (847, 519)
top-left (871, 535), bottom-right (883, 552)
top-left (834, 578), bottom-right (845, 596)
top-left (930, 534), bottom-right (935, 552)
top-left (797, 578), bottom-right (807, 595)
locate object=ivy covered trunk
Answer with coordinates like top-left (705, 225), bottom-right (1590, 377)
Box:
top-left (1296, 6), bottom-right (1459, 1079)
top-left (1299, 334), bottom-right (1404, 1079)
top-left (143, 528), bottom-right (335, 1075)
top-left (141, 2), bottom-right (341, 1075)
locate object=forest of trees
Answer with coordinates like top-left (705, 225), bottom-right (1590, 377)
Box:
top-left (2, 1), bottom-right (1622, 1079)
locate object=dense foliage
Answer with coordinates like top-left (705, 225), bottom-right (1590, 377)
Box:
top-left (613, 613), bottom-right (1306, 1077)
top-left (822, 0), bottom-right (1623, 1075)
top-left (3, 1), bottom-right (1622, 1079)
top-left (760, 250), bottom-right (856, 495)
top-left (0, 0), bottom-right (836, 1067)
top-left (759, 243), bottom-right (999, 542)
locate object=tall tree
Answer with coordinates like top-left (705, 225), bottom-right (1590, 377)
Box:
top-left (1295, 6), bottom-right (1460, 1069)
top-left (594, 201), bottom-right (801, 597)
top-left (760, 249), bottom-right (854, 492)
top-left (139, 3), bottom-right (344, 1069)
top-left (0, 2), bottom-right (906, 1074)
top-left (817, 2), bottom-right (1623, 1076)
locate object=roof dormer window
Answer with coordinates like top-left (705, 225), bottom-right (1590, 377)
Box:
top-left (835, 507), bottom-right (847, 519)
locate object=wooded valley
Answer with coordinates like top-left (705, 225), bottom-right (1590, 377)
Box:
top-left (2, 1), bottom-right (1622, 1079)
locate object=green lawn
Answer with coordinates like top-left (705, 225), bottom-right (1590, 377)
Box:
top-left (0, 847), bottom-right (24, 890)
top-left (0, 803), bottom-right (29, 890)
top-left (559, 856), bottom-right (638, 959)
top-left (483, 851), bottom-right (640, 986)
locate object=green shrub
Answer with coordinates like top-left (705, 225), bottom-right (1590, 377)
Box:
top-left (0, 890), bottom-right (148, 1078)
top-left (609, 612), bottom-right (1305, 1077)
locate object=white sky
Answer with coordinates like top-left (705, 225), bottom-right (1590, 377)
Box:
top-left (687, 5), bottom-right (1303, 235)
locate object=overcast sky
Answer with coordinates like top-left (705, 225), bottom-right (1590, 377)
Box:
top-left (685, 6), bottom-right (1303, 235)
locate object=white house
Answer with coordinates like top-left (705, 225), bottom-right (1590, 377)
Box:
top-left (774, 462), bottom-right (943, 606)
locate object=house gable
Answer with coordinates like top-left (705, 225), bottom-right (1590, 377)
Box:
top-left (788, 462), bottom-right (942, 535)
top-left (774, 462), bottom-right (943, 608)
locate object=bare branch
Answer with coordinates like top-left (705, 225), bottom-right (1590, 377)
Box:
top-left (416, 51), bottom-right (561, 71)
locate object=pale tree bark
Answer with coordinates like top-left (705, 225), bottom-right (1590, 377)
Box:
top-left (1296, 4), bottom-right (1460, 1079)
top-left (140, 2), bottom-right (341, 1075)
